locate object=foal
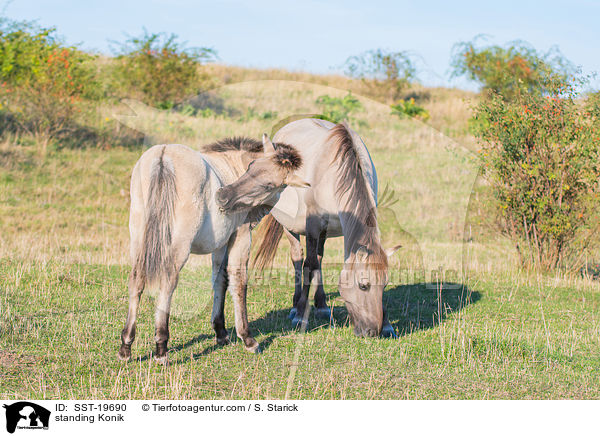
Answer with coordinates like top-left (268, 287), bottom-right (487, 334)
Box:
top-left (118, 134), bottom-right (308, 363)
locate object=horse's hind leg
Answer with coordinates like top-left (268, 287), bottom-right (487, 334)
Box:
top-left (210, 245), bottom-right (230, 345)
top-left (312, 232), bottom-right (330, 319)
top-left (118, 266), bottom-right (145, 360)
top-left (153, 269), bottom-right (179, 365)
top-left (154, 248), bottom-right (189, 365)
top-left (284, 229), bottom-right (303, 320)
top-left (119, 177), bottom-right (145, 361)
top-left (227, 224), bottom-right (260, 353)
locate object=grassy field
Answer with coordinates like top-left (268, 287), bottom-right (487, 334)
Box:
top-left (1, 75), bottom-right (599, 399)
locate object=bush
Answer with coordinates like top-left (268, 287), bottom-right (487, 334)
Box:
top-left (315, 93), bottom-right (363, 123)
top-left (0, 18), bottom-right (99, 150)
top-left (587, 90), bottom-right (600, 121)
top-left (111, 31), bottom-right (216, 109)
top-left (451, 38), bottom-right (574, 101)
top-left (344, 49), bottom-right (416, 102)
top-left (391, 98), bottom-right (429, 120)
top-left (178, 104), bottom-right (218, 118)
top-left (236, 107), bottom-right (279, 122)
top-left (473, 76), bottom-right (600, 270)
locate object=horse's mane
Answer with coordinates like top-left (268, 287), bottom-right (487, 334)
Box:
top-left (203, 137), bottom-right (263, 153)
top-left (329, 123), bottom-right (387, 275)
top-left (203, 136), bottom-right (302, 171)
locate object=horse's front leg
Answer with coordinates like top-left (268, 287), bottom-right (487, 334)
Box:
top-left (227, 224), bottom-right (260, 353)
top-left (210, 245), bottom-right (230, 345)
top-left (312, 232), bottom-right (331, 319)
top-left (283, 229), bottom-right (303, 320)
top-left (292, 216), bottom-right (323, 328)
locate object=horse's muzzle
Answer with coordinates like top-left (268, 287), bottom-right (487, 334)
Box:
top-left (215, 188), bottom-right (231, 211)
top-left (216, 187), bottom-right (252, 213)
top-left (353, 325), bottom-right (381, 337)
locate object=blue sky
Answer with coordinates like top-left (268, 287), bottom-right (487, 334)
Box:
top-left (3, 0), bottom-right (599, 90)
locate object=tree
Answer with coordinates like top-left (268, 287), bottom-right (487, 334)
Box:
top-left (451, 37), bottom-right (574, 101)
top-left (111, 30), bottom-right (216, 108)
top-left (344, 49), bottom-right (416, 102)
top-left (472, 74), bottom-right (600, 270)
top-left (0, 18), bottom-right (99, 151)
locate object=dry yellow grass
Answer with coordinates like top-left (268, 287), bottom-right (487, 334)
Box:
top-left (0, 74), bottom-right (500, 276)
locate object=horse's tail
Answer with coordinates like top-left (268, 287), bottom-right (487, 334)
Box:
top-left (252, 213), bottom-right (284, 272)
top-left (135, 147), bottom-right (177, 288)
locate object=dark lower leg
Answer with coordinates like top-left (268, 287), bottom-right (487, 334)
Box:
top-left (313, 233), bottom-right (328, 310)
top-left (155, 314), bottom-right (169, 357)
top-left (292, 259), bottom-right (303, 308)
top-left (119, 269), bottom-right (144, 359)
top-left (154, 272), bottom-right (178, 362)
top-left (211, 302), bottom-right (229, 345)
top-left (211, 250), bottom-right (229, 344)
top-left (295, 267), bottom-right (311, 321)
top-left (295, 234), bottom-right (318, 323)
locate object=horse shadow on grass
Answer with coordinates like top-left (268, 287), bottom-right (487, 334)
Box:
top-left (167, 281), bottom-right (480, 363)
top-left (382, 282), bottom-right (480, 335)
top-left (137, 332), bottom-right (215, 363)
top-left (243, 282), bottom-right (480, 342)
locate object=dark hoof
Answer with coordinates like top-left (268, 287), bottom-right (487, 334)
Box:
top-left (381, 324), bottom-right (397, 339)
top-left (291, 316), bottom-right (308, 329)
top-left (314, 307), bottom-right (331, 319)
top-left (216, 335), bottom-right (231, 346)
top-left (117, 351), bottom-right (131, 362)
top-left (288, 308), bottom-right (297, 320)
top-left (117, 345), bottom-right (131, 361)
top-left (244, 340), bottom-right (261, 354)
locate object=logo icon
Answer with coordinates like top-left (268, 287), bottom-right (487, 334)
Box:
top-left (2, 402), bottom-right (50, 434)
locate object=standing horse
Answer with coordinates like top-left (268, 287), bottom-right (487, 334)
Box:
top-left (217, 119), bottom-right (400, 337)
top-left (118, 134), bottom-right (309, 364)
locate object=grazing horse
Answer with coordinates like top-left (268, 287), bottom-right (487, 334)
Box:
top-left (118, 134), bottom-right (309, 364)
top-left (217, 118), bottom-right (400, 337)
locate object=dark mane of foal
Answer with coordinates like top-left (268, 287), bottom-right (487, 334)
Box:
top-left (203, 137), bottom-right (302, 170)
top-left (329, 123), bottom-right (387, 274)
top-left (204, 136), bottom-right (264, 153)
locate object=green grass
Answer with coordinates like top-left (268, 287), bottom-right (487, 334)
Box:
top-left (1, 260), bottom-right (599, 399)
top-left (1, 80), bottom-right (599, 399)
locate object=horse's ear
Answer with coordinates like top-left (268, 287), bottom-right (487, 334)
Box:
top-left (262, 133), bottom-right (276, 155)
top-left (384, 244), bottom-right (402, 258)
top-left (286, 173), bottom-right (310, 188)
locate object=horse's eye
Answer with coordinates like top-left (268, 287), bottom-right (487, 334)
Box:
top-left (264, 182), bottom-right (276, 190)
top-left (358, 282), bottom-right (370, 291)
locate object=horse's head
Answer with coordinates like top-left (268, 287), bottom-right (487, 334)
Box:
top-left (216, 133), bottom-right (309, 213)
top-left (339, 245), bottom-right (401, 337)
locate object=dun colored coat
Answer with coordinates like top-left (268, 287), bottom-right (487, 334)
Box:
top-left (118, 134), bottom-right (308, 364)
